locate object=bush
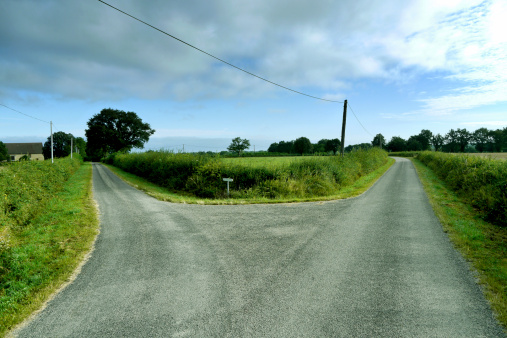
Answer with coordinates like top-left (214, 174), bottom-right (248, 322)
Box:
top-left (417, 151), bottom-right (507, 227)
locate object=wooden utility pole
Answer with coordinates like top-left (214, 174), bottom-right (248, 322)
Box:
top-left (340, 100), bottom-right (347, 157)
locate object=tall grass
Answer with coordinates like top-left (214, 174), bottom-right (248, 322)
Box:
top-left (417, 151), bottom-right (507, 227)
top-left (107, 148), bottom-right (387, 199)
top-left (1, 157), bottom-right (97, 335)
top-left (1, 157), bottom-right (81, 228)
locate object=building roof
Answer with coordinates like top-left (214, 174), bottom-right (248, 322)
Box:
top-left (5, 143), bottom-right (43, 155)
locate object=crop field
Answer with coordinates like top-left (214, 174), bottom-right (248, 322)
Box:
top-left (466, 153), bottom-right (507, 160)
top-left (221, 155), bottom-right (323, 168)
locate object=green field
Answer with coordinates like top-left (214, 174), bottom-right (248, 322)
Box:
top-left (221, 156), bottom-right (326, 168)
top-left (467, 153), bottom-right (507, 160)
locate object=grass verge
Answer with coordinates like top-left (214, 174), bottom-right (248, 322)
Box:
top-left (103, 157), bottom-right (394, 205)
top-left (411, 158), bottom-right (506, 330)
top-left (2, 162), bottom-right (99, 337)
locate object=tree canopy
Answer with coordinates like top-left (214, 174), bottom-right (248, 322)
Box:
top-left (43, 131), bottom-right (74, 159)
top-left (325, 139), bottom-right (341, 155)
top-left (0, 141), bottom-right (8, 161)
top-left (294, 137), bottom-right (313, 155)
top-left (371, 134), bottom-right (386, 149)
top-left (85, 108), bottom-right (155, 160)
top-left (227, 137), bottom-right (250, 156)
top-left (386, 136), bottom-right (407, 152)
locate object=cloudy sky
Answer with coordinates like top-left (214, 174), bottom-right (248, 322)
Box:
top-left (1, 0), bottom-right (506, 152)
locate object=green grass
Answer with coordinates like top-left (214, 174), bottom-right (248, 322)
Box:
top-left (1, 162), bottom-right (99, 336)
top-left (417, 151), bottom-right (507, 227)
top-left (411, 158), bottom-right (507, 331)
top-left (221, 156), bottom-right (318, 169)
top-left (104, 157), bottom-right (394, 204)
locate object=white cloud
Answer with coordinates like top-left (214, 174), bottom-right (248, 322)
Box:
top-left (1, 0), bottom-right (506, 117)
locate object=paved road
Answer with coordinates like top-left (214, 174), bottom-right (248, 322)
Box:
top-left (15, 158), bottom-right (504, 337)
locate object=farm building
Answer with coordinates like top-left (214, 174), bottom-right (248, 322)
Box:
top-left (5, 143), bottom-right (45, 161)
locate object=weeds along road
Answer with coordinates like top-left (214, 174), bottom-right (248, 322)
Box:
top-left (16, 158), bottom-right (504, 337)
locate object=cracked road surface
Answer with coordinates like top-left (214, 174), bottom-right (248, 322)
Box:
top-left (15, 158), bottom-right (504, 337)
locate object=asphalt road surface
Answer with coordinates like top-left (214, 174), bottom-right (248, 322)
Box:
top-left (15, 158), bottom-right (504, 337)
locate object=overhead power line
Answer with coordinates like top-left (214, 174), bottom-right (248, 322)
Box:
top-left (97, 0), bottom-right (342, 103)
top-left (0, 103), bottom-right (50, 124)
top-left (346, 102), bottom-right (373, 137)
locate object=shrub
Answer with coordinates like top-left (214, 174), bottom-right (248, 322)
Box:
top-left (417, 151), bottom-right (507, 227)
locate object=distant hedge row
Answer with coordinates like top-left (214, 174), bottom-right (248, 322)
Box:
top-left (106, 148), bottom-right (388, 199)
top-left (417, 151), bottom-right (507, 227)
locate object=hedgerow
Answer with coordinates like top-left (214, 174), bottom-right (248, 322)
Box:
top-left (1, 157), bottom-right (81, 228)
top-left (107, 148), bottom-right (388, 199)
top-left (0, 157), bottom-right (95, 335)
top-left (417, 151), bottom-right (507, 227)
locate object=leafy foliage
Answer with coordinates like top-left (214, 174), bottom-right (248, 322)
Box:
top-left (0, 157), bottom-right (81, 228)
top-left (85, 108), bottom-right (155, 161)
top-left (227, 137), bottom-right (250, 156)
top-left (387, 136), bottom-right (407, 152)
top-left (389, 127), bottom-right (507, 153)
top-left (107, 148), bottom-right (388, 200)
top-left (371, 134), bottom-right (386, 149)
top-left (294, 137), bottom-right (313, 155)
top-left (43, 131), bottom-right (74, 159)
top-left (417, 151), bottom-right (507, 227)
top-left (325, 138), bottom-right (341, 155)
top-left (0, 141), bottom-right (8, 161)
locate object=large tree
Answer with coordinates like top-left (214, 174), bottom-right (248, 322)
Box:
top-left (407, 135), bottom-right (423, 151)
top-left (85, 108), bottom-right (155, 160)
top-left (456, 128), bottom-right (471, 152)
top-left (294, 137), bottom-right (313, 155)
top-left (416, 129), bottom-right (433, 150)
top-left (371, 134), bottom-right (386, 149)
top-left (325, 138), bottom-right (341, 155)
top-left (386, 136), bottom-right (407, 152)
top-left (227, 137), bottom-right (250, 156)
top-left (431, 133), bottom-right (444, 151)
top-left (313, 139), bottom-right (329, 153)
top-left (489, 129), bottom-right (504, 152)
top-left (43, 131), bottom-right (74, 159)
top-left (472, 128), bottom-right (491, 152)
top-left (444, 129), bottom-right (459, 152)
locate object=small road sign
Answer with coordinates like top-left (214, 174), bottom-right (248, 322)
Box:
top-left (223, 178), bottom-right (233, 196)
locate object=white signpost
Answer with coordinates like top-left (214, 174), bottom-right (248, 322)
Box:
top-left (223, 178), bottom-right (233, 197)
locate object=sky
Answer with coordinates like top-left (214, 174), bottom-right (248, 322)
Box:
top-left (1, 0), bottom-right (506, 152)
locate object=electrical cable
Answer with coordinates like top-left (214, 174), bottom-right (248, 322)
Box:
top-left (0, 103), bottom-right (50, 124)
top-left (347, 102), bottom-right (373, 137)
top-left (97, 0), bottom-right (343, 103)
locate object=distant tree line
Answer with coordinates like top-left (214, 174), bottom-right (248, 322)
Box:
top-left (331, 127), bottom-right (507, 154)
top-left (384, 127), bottom-right (507, 153)
top-left (268, 137), bottom-right (341, 155)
